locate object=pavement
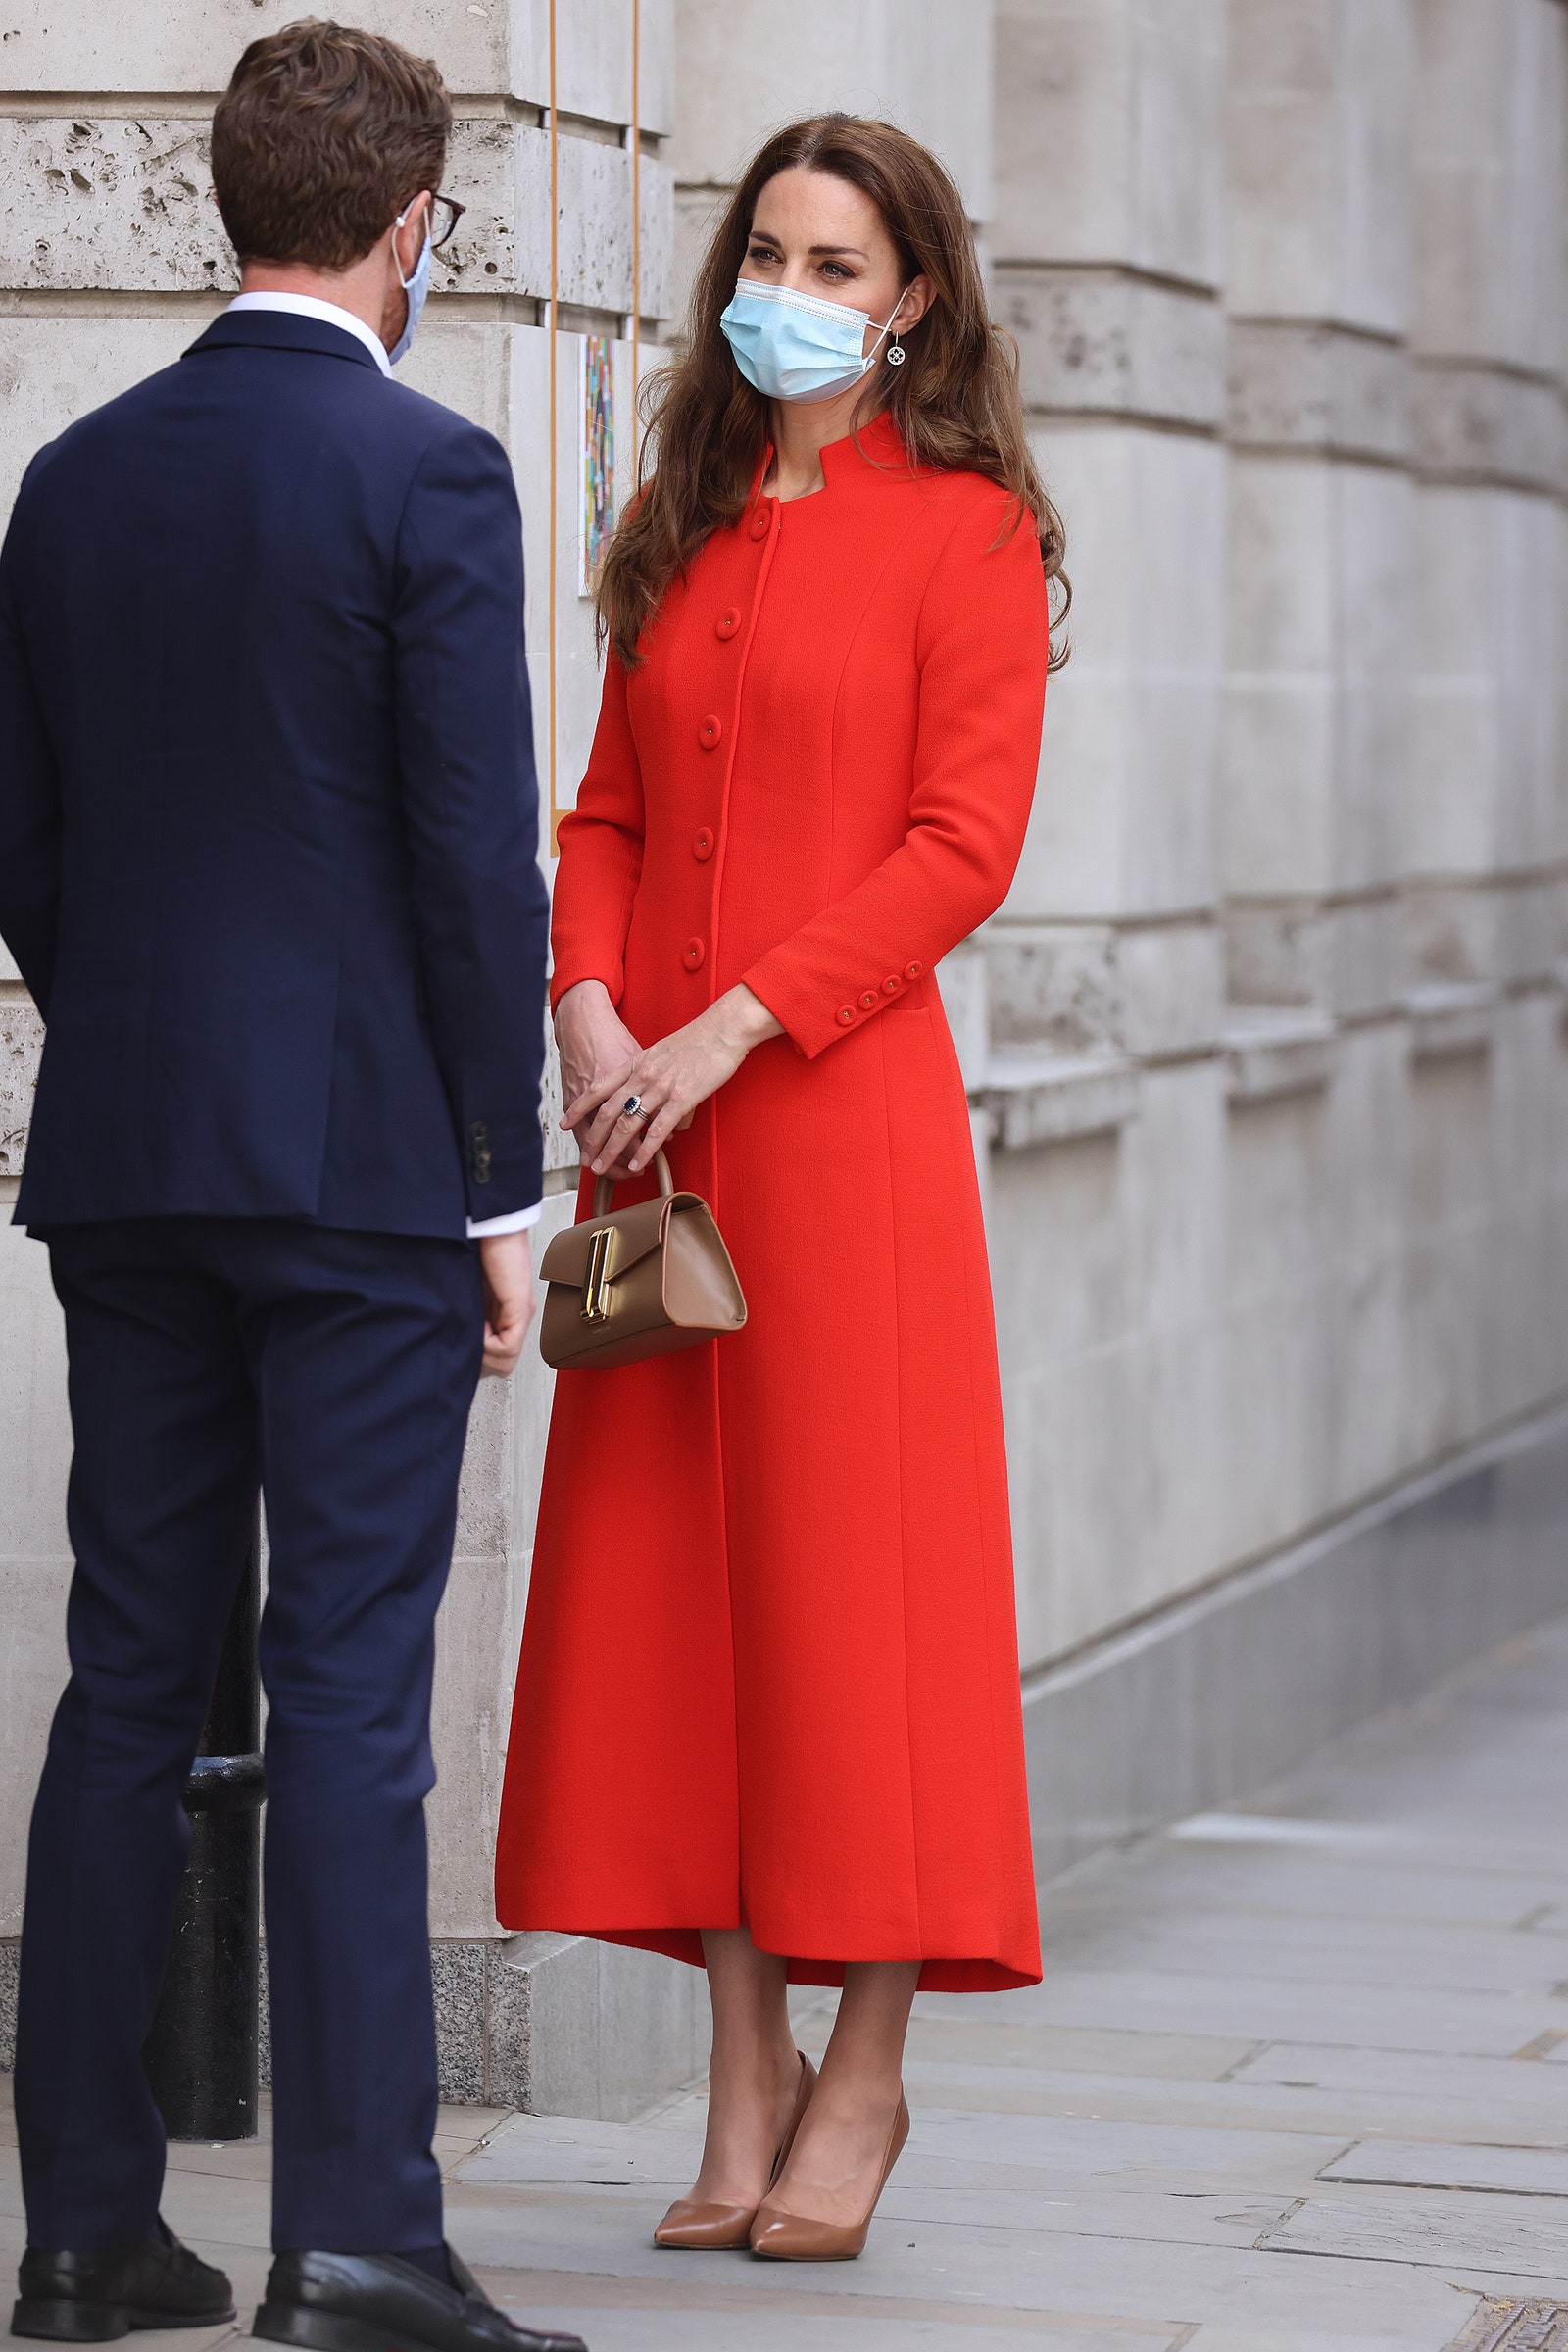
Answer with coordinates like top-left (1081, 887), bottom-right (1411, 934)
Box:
top-left (8, 1616), bottom-right (1568, 2350)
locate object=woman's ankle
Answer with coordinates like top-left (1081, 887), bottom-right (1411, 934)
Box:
top-left (808, 2062), bottom-right (902, 2124)
top-left (709, 2037), bottom-right (799, 2111)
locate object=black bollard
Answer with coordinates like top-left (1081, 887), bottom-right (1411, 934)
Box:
top-left (144, 1511), bottom-right (266, 2141)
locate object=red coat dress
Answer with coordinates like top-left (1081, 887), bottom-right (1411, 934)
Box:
top-left (495, 414), bottom-right (1047, 1991)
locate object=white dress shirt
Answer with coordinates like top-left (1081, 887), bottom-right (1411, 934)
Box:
top-left (226, 290), bottom-right (394, 374)
top-left (222, 292), bottom-right (542, 1242)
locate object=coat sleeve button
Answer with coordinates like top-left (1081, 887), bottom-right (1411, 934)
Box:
top-left (882, 976), bottom-right (901, 995)
top-left (905, 960), bottom-right (923, 980)
top-left (858, 990), bottom-right (878, 1010)
top-left (683, 937), bottom-right (707, 970)
top-left (699, 713), bottom-right (723, 749)
top-left (716, 608), bottom-right (741, 639)
top-left (693, 827), bottom-right (714, 860)
top-left (837, 1006), bottom-right (856, 1025)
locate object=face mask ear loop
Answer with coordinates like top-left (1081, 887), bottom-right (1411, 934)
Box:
top-left (395, 204), bottom-right (429, 291)
top-left (873, 284), bottom-right (914, 371)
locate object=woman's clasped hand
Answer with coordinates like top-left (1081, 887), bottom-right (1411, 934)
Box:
top-left (556, 976), bottom-right (782, 1180)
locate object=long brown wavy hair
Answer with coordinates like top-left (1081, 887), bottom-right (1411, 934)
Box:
top-left (596, 113), bottom-right (1069, 670)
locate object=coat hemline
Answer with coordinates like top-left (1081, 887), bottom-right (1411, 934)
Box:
top-left (498, 1918), bottom-right (1043, 1995)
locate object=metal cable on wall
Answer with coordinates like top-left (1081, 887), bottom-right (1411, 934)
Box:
top-left (547, 0), bottom-right (560, 852)
top-left (545, 0), bottom-right (642, 857)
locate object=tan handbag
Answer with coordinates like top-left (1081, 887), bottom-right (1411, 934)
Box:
top-left (539, 1150), bottom-right (748, 1371)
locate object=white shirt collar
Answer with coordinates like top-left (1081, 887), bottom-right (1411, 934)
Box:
top-left (224, 292), bottom-right (392, 377)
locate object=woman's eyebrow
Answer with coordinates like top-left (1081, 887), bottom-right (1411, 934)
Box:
top-left (749, 233), bottom-right (870, 262)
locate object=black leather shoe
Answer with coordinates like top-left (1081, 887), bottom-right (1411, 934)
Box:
top-left (251, 2248), bottom-right (586, 2352)
top-left (12, 2220), bottom-right (236, 2341)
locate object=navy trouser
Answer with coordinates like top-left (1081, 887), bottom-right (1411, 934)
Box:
top-left (14, 1216), bottom-right (483, 2253)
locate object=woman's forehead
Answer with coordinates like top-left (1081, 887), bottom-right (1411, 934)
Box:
top-left (751, 168), bottom-right (887, 245)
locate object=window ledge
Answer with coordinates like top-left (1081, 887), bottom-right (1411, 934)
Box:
top-left (1403, 980), bottom-right (1498, 1061)
top-left (1222, 1008), bottom-right (1338, 1103)
top-left (971, 1052), bottom-right (1140, 1150)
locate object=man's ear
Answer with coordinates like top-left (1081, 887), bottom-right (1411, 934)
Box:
top-left (393, 191), bottom-right (433, 278)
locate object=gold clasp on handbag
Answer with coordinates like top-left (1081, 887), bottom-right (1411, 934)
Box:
top-left (538, 1149), bottom-right (748, 1371)
top-left (580, 1225), bottom-right (612, 1321)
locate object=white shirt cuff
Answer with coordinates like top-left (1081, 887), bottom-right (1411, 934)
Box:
top-left (466, 1202), bottom-right (543, 1239)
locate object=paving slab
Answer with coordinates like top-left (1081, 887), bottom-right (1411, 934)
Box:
top-left (1319, 2144), bottom-right (1568, 2198)
top-left (10, 1620), bottom-right (1568, 2347)
top-left (442, 2180), bottom-right (1488, 2326)
top-left (1258, 2189), bottom-right (1568, 2274)
top-left (946, 1967), bottom-right (1568, 2056)
top-left (1040, 1903), bottom-right (1568, 1998)
top-left (1054, 1847), bottom-right (1568, 1932)
top-left (1228, 2037), bottom-right (1568, 2123)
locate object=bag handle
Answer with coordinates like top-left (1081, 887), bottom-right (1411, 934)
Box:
top-left (593, 1148), bottom-right (675, 1221)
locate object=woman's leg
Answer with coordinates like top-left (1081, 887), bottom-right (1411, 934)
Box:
top-left (764, 1960), bottom-right (918, 2225)
top-left (681, 1929), bottom-right (804, 2206)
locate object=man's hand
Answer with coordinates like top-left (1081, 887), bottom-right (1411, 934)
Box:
top-left (478, 1231), bottom-right (537, 1378)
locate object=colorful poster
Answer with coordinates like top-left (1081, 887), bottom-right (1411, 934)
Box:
top-left (579, 332), bottom-right (614, 597)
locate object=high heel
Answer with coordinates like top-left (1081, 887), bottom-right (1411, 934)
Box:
top-left (748, 2089), bottom-right (910, 2262)
top-left (653, 2050), bottom-right (817, 2250)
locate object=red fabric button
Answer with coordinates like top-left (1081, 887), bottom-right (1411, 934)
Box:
top-left (837, 1007), bottom-right (856, 1026)
top-left (683, 937), bottom-right (707, 971)
top-left (882, 976), bottom-right (901, 995)
top-left (693, 827), bottom-right (714, 861)
top-left (858, 990), bottom-right (878, 1010)
top-left (699, 713), bottom-right (723, 749)
top-left (750, 505), bottom-right (771, 541)
top-left (905, 961), bottom-right (923, 980)
top-left (715, 608), bottom-right (741, 640)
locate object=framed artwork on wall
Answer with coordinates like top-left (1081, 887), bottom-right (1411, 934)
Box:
top-left (579, 331), bottom-right (614, 597)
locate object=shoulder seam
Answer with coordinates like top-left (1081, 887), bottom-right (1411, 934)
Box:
top-left (912, 480), bottom-right (1030, 659)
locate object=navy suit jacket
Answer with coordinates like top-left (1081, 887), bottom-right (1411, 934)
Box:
top-left (0, 308), bottom-right (550, 1238)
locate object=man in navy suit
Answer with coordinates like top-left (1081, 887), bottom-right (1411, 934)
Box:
top-left (0, 24), bottom-right (582, 2352)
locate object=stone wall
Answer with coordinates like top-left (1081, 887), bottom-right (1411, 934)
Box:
top-left (4, 0), bottom-right (1568, 2108)
top-left (988, 0), bottom-right (1568, 1687)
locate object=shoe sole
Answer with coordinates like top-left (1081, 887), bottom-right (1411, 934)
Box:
top-left (12, 2301), bottom-right (237, 2342)
top-left (750, 2242), bottom-right (863, 2260)
top-left (252, 2303), bottom-right (430, 2352)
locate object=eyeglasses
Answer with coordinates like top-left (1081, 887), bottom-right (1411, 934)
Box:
top-left (401, 194), bottom-right (466, 249)
top-left (430, 194), bottom-right (466, 250)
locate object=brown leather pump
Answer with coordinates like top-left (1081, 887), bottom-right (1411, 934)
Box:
top-left (653, 2050), bottom-right (818, 2251)
top-left (748, 2089), bottom-right (910, 2262)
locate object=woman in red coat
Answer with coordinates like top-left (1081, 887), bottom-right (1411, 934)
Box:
top-left (495, 113), bottom-right (1066, 2260)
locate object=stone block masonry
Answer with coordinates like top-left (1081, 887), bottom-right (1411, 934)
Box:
top-left (981, 0), bottom-right (1568, 1711)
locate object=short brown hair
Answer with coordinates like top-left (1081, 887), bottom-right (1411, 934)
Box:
top-left (212, 18), bottom-right (451, 270)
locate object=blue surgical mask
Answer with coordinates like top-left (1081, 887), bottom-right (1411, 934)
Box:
top-left (389, 209), bottom-right (432, 366)
top-left (719, 277), bottom-right (911, 405)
